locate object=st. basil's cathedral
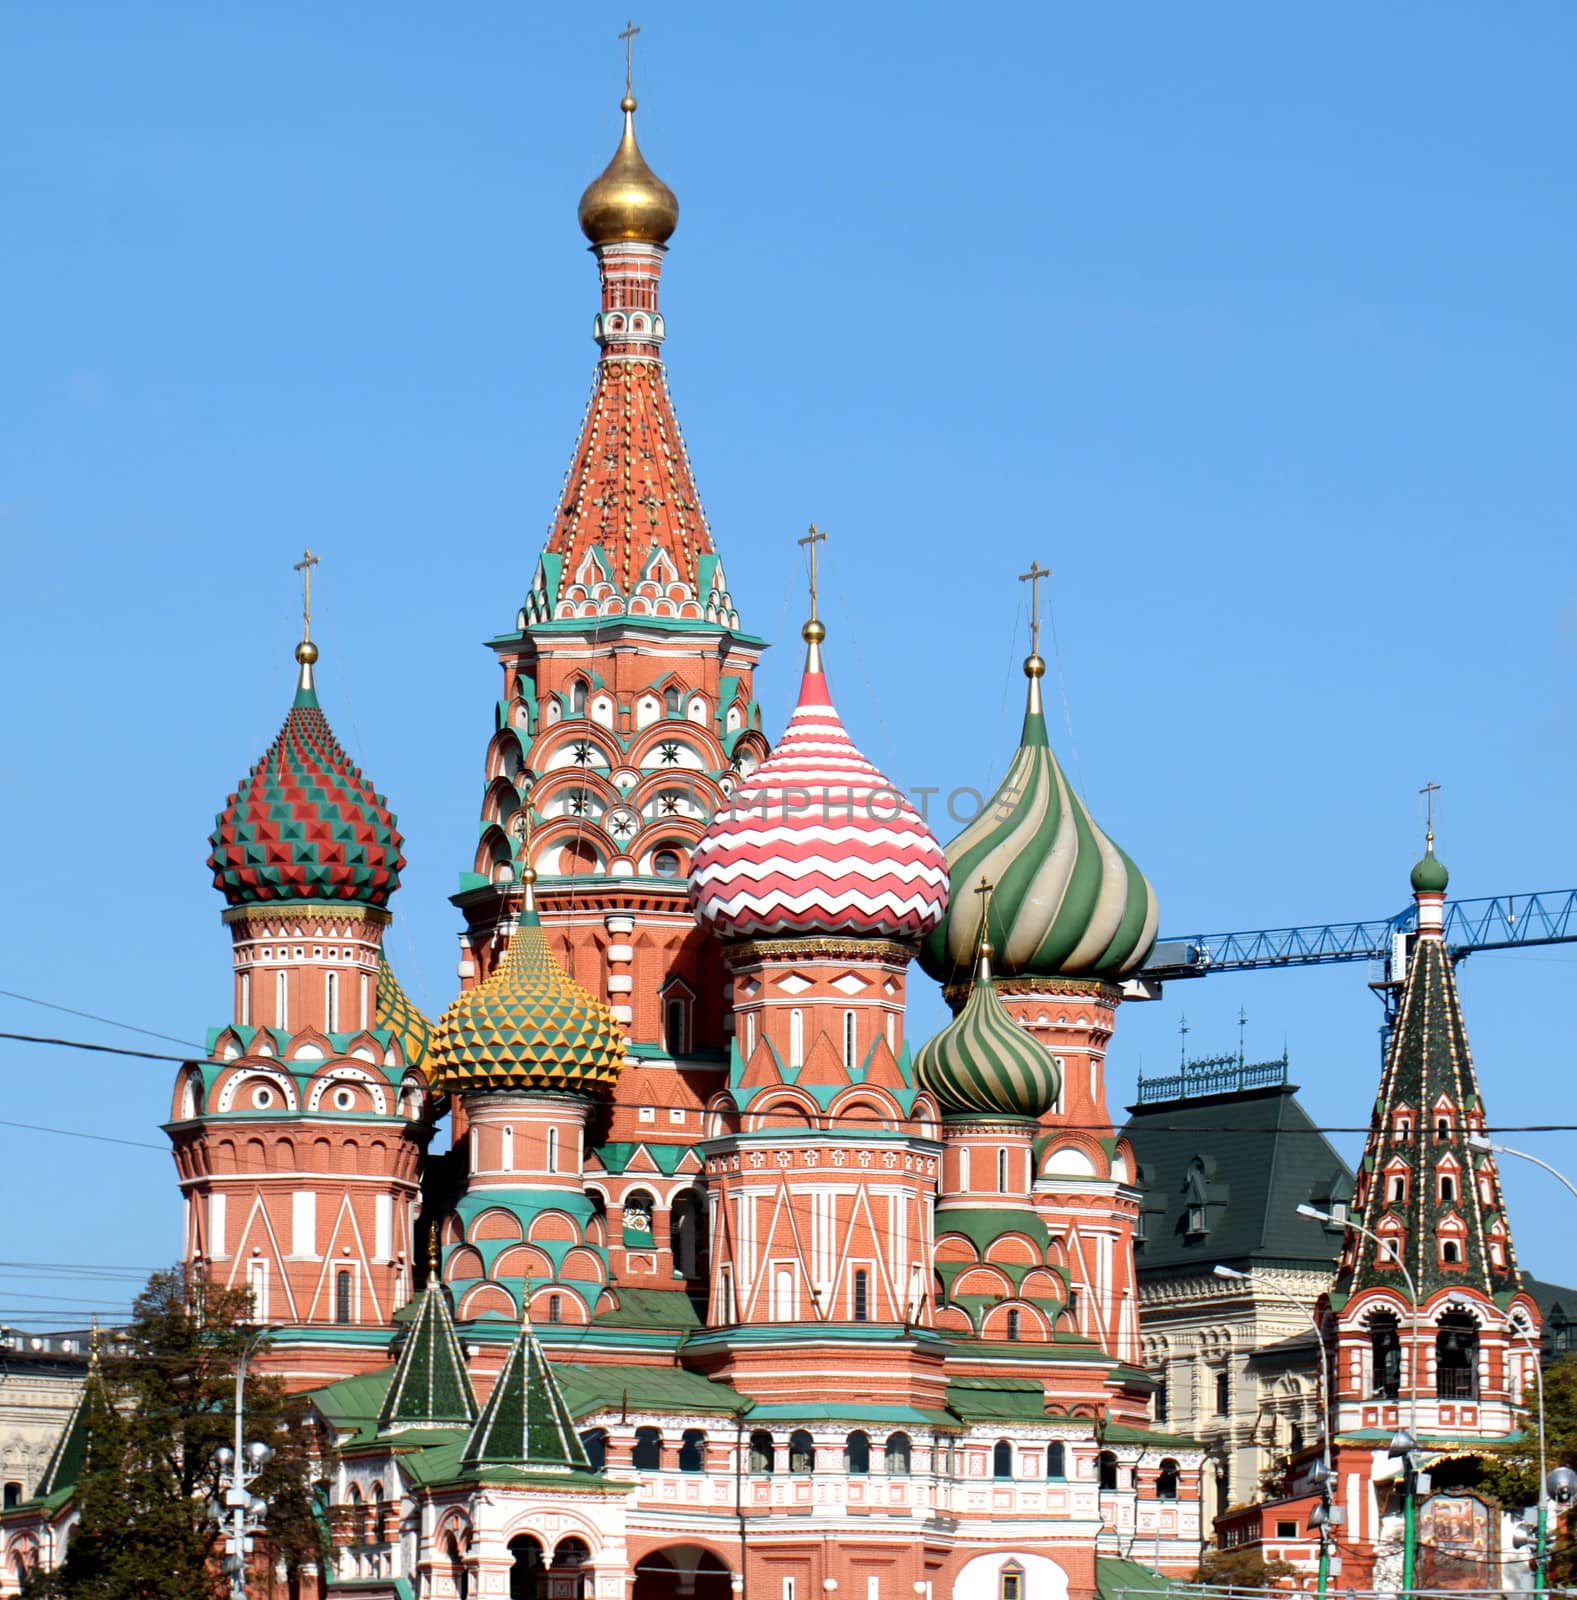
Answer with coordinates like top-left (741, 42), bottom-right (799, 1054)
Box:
top-left (0, 57), bottom-right (1550, 1600)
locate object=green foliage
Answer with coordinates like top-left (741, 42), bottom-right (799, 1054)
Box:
top-left (1190, 1547), bottom-right (1298, 1588)
top-left (22, 1267), bottom-right (329, 1600)
top-left (1480, 1351), bottom-right (1577, 1586)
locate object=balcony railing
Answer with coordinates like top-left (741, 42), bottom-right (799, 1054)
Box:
top-left (1436, 1368), bottom-right (1477, 1400)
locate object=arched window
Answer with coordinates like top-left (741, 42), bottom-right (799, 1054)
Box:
top-left (852, 1268), bottom-right (869, 1322)
top-left (325, 970), bottom-right (339, 1033)
top-left (998, 1147), bottom-right (1009, 1193)
top-left (789, 1430), bottom-right (815, 1473)
top-left (508, 1535), bottom-right (544, 1600)
top-left (664, 685), bottom-right (684, 715)
top-left (501, 1125), bottom-right (514, 1172)
top-left (1098, 1450), bottom-right (1119, 1491)
top-left (1046, 1441), bottom-right (1066, 1478)
top-left (1215, 1371), bottom-right (1230, 1414)
top-left (276, 970), bottom-right (289, 1030)
top-left (1440, 1172), bottom-right (1456, 1202)
top-left (992, 1439), bottom-right (1013, 1479)
top-left (665, 998), bottom-right (688, 1055)
top-left (749, 1430), bottom-right (775, 1473)
top-left (959, 1147), bottom-right (971, 1190)
top-left (671, 1189), bottom-right (707, 1281)
top-left (371, 1482), bottom-right (387, 1542)
top-left (679, 1429), bottom-right (706, 1472)
top-left (347, 1483), bottom-right (363, 1542)
top-left (1437, 1310), bottom-right (1479, 1399)
top-left (789, 1009), bottom-right (804, 1068)
top-left (335, 1268), bottom-right (353, 1325)
top-left (884, 1432), bottom-right (912, 1474)
top-left (448, 1535), bottom-right (469, 1600)
top-left (1389, 1174), bottom-right (1405, 1202)
top-left (579, 1428), bottom-right (608, 1472)
top-left (998, 1562), bottom-right (1024, 1600)
top-left (547, 1294), bottom-right (562, 1325)
top-left (1370, 1310), bottom-right (1401, 1398)
top-left (547, 1127), bottom-right (560, 1173)
top-left (844, 1430), bottom-right (871, 1474)
top-left (554, 1539), bottom-right (590, 1600)
top-left (632, 1426), bottom-right (663, 1470)
top-left (2, 1482), bottom-right (20, 1509)
top-left (570, 681), bottom-right (589, 715)
top-left (1436, 1116), bottom-right (1451, 1142)
top-left (1443, 1238), bottom-right (1462, 1264)
top-left (1005, 1309), bottom-right (1021, 1342)
top-left (843, 1010), bottom-right (856, 1069)
top-left (1157, 1459), bottom-right (1180, 1500)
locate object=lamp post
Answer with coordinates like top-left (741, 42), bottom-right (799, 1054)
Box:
top-left (1297, 1203), bottom-right (1423, 1593)
top-left (1466, 1133), bottom-right (1577, 1205)
top-left (1506, 1311), bottom-right (1550, 1590)
top-left (211, 1325), bottom-right (277, 1600)
top-left (1213, 1265), bottom-right (1337, 1595)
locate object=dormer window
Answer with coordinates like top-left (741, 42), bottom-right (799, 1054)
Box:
top-left (1185, 1204), bottom-right (1208, 1238)
top-left (1395, 1118), bottom-right (1412, 1144)
top-left (1439, 1174), bottom-right (1456, 1203)
top-left (1436, 1117), bottom-right (1451, 1143)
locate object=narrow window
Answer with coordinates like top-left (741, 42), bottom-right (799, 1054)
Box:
top-left (571, 681), bottom-right (588, 715)
top-left (842, 1010), bottom-right (856, 1070)
top-left (853, 1268), bottom-right (869, 1322)
top-left (749, 1430), bottom-right (775, 1473)
top-left (325, 971), bottom-right (339, 1033)
top-left (789, 1430), bottom-right (815, 1473)
top-left (993, 1439), bottom-right (1013, 1479)
top-left (789, 1009), bottom-right (804, 1068)
top-left (1390, 1175), bottom-right (1405, 1202)
top-left (548, 1294), bottom-right (562, 1324)
top-left (247, 1258), bottom-right (268, 1320)
top-left (632, 1427), bottom-right (663, 1470)
top-left (579, 1429), bottom-right (608, 1472)
top-left (1157, 1459), bottom-right (1180, 1500)
top-left (238, 970), bottom-right (251, 1026)
top-left (276, 970), bottom-right (289, 1030)
top-left (959, 1147), bottom-right (971, 1191)
top-left (1154, 1380), bottom-right (1168, 1422)
top-left (784, 1581), bottom-right (797, 1600)
top-left (502, 1125), bottom-right (514, 1172)
top-left (336, 1268), bottom-right (353, 1324)
top-left (719, 1266), bottom-right (735, 1322)
top-left (1440, 1173), bottom-right (1456, 1202)
top-left (1047, 1441), bottom-right (1066, 1478)
top-left (884, 1432), bottom-right (911, 1474)
top-left (999, 1564), bottom-right (1023, 1600)
top-left (744, 1013), bottom-right (757, 1056)
top-left (1215, 1371), bottom-right (1230, 1414)
top-left (1098, 1450), bottom-right (1119, 1491)
top-left (844, 1431), bottom-right (870, 1474)
top-left (360, 970), bottom-right (370, 1029)
top-left (1443, 1238), bottom-right (1461, 1263)
top-left (679, 1429), bottom-right (706, 1472)
top-left (997, 1147), bottom-right (1009, 1193)
top-left (666, 998), bottom-right (687, 1055)
top-left (547, 1126), bottom-right (560, 1173)
top-left (2, 1484), bottom-right (20, 1510)
top-left (1005, 1309), bottom-right (1021, 1342)
top-left (1436, 1117), bottom-right (1451, 1142)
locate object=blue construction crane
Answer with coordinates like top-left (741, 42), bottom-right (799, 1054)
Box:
top-left (1138, 888), bottom-right (1577, 1011)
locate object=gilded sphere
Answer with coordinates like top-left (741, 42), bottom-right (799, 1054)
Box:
top-left (1024, 652), bottom-right (1046, 679)
top-left (802, 618), bottom-right (827, 645)
top-left (295, 639), bottom-right (320, 665)
top-left (578, 103), bottom-right (680, 246)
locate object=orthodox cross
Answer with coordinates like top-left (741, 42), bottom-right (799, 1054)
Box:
top-left (1237, 1005), bottom-right (1248, 1067)
top-left (1178, 1012), bottom-right (1190, 1067)
top-left (293, 548), bottom-right (321, 642)
top-left (1019, 560), bottom-right (1051, 656)
top-left (619, 19), bottom-right (641, 98)
top-left (1419, 780), bottom-right (1441, 847)
top-left (798, 523), bottom-right (828, 621)
top-left (974, 873), bottom-right (996, 963)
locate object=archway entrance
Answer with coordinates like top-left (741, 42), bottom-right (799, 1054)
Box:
top-left (631, 1545), bottom-right (732, 1600)
top-left (509, 1534), bottom-right (546, 1600)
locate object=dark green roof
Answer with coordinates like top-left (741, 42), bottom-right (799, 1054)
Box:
top-left (378, 1282), bottom-right (478, 1432)
top-left (1096, 1556), bottom-right (1171, 1600)
top-left (555, 1362), bottom-right (742, 1418)
top-left (593, 1285), bottom-right (702, 1330)
top-left (946, 1378), bottom-right (1048, 1422)
top-left (463, 1323), bottom-right (589, 1471)
top-left (1121, 1080), bottom-right (1353, 1274)
top-left (934, 1207), bottom-right (1051, 1253)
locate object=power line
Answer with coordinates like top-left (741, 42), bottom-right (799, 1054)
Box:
top-left (0, 987), bottom-right (205, 1052)
top-left (0, 1117), bottom-right (166, 1151)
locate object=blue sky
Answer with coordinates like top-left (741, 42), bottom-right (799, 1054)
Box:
top-left (4, 1), bottom-right (1577, 1321)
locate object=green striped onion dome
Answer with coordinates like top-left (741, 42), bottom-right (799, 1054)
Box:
top-left (916, 955), bottom-right (1061, 1118)
top-left (428, 907), bottom-right (625, 1096)
top-left (920, 667), bottom-right (1158, 985)
top-left (376, 956), bottom-right (433, 1074)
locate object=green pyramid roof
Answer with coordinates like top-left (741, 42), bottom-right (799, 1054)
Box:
top-left (462, 1319), bottom-right (590, 1472)
top-left (35, 1355), bottom-right (112, 1500)
top-left (378, 1281), bottom-right (478, 1433)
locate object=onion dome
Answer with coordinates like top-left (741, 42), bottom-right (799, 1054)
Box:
top-left (920, 656), bottom-right (1157, 985)
top-left (578, 94), bottom-right (679, 246)
top-left (376, 956), bottom-right (433, 1073)
top-left (1411, 831), bottom-right (1450, 894)
top-left (427, 872), bottom-right (625, 1097)
top-left (689, 621), bottom-right (949, 941)
top-left (916, 926), bottom-right (1061, 1119)
top-left (209, 642), bottom-right (404, 907)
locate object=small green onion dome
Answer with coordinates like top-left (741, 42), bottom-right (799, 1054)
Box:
top-left (1410, 845), bottom-right (1450, 894)
top-left (916, 950), bottom-right (1061, 1119)
top-left (428, 904), bottom-right (625, 1097)
top-left (920, 662), bottom-right (1158, 985)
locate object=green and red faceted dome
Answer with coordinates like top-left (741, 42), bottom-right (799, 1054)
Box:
top-left (209, 650), bottom-right (404, 908)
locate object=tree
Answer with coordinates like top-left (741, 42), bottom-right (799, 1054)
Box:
top-left (1480, 1351), bottom-right (1577, 1586)
top-left (23, 1266), bottom-right (330, 1600)
top-left (1190, 1547), bottom-right (1298, 1588)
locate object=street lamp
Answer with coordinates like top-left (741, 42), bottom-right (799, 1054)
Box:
top-left (1466, 1132), bottom-right (1577, 1204)
top-left (1298, 1202), bottom-right (1424, 1592)
top-left (1213, 1264), bottom-right (1339, 1596)
top-left (1505, 1311), bottom-right (1552, 1590)
top-left (210, 1325), bottom-right (278, 1600)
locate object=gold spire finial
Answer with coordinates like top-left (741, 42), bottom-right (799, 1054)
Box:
top-left (89, 1315), bottom-right (101, 1369)
top-left (973, 874), bottom-right (996, 977)
top-left (293, 548), bottom-right (321, 685)
top-left (798, 524), bottom-right (828, 671)
top-left (515, 784), bottom-right (539, 914)
top-left (1420, 780), bottom-right (1440, 852)
top-left (619, 19), bottom-right (641, 109)
top-left (1018, 560), bottom-right (1050, 714)
top-left (427, 1222), bottom-right (440, 1276)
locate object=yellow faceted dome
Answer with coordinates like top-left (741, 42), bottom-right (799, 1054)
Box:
top-left (428, 909), bottom-right (626, 1096)
top-left (578, 96), bottom-right (679, 246)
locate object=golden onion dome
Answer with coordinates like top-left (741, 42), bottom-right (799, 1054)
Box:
top-left (427, 903), bottom-right (626, 1097)
top-left (577, 95), bottom-right (679, 246)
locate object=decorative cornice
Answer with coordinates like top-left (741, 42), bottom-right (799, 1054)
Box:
top-left (723, 936), bottom-right (919, 966)
top-left (223, 902), bottom-right (391, 929)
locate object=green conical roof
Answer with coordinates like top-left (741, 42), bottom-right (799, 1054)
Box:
top-left (462, 1318), bottom-right (590, 1472)
top-left (35, 1347), bottom-right (113, 1499)
top-left (916, 952), bottom-right (1061, 1119)
top-left (378, 1280), bottom-right (477, 1433)
top-left (429, 908), bottom-right (625, 1096)
top-left (921, 668), bottom-right (1158, 985)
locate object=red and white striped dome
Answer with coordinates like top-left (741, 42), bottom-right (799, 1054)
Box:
top-left (690, 660), bottom-right (949, 941)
